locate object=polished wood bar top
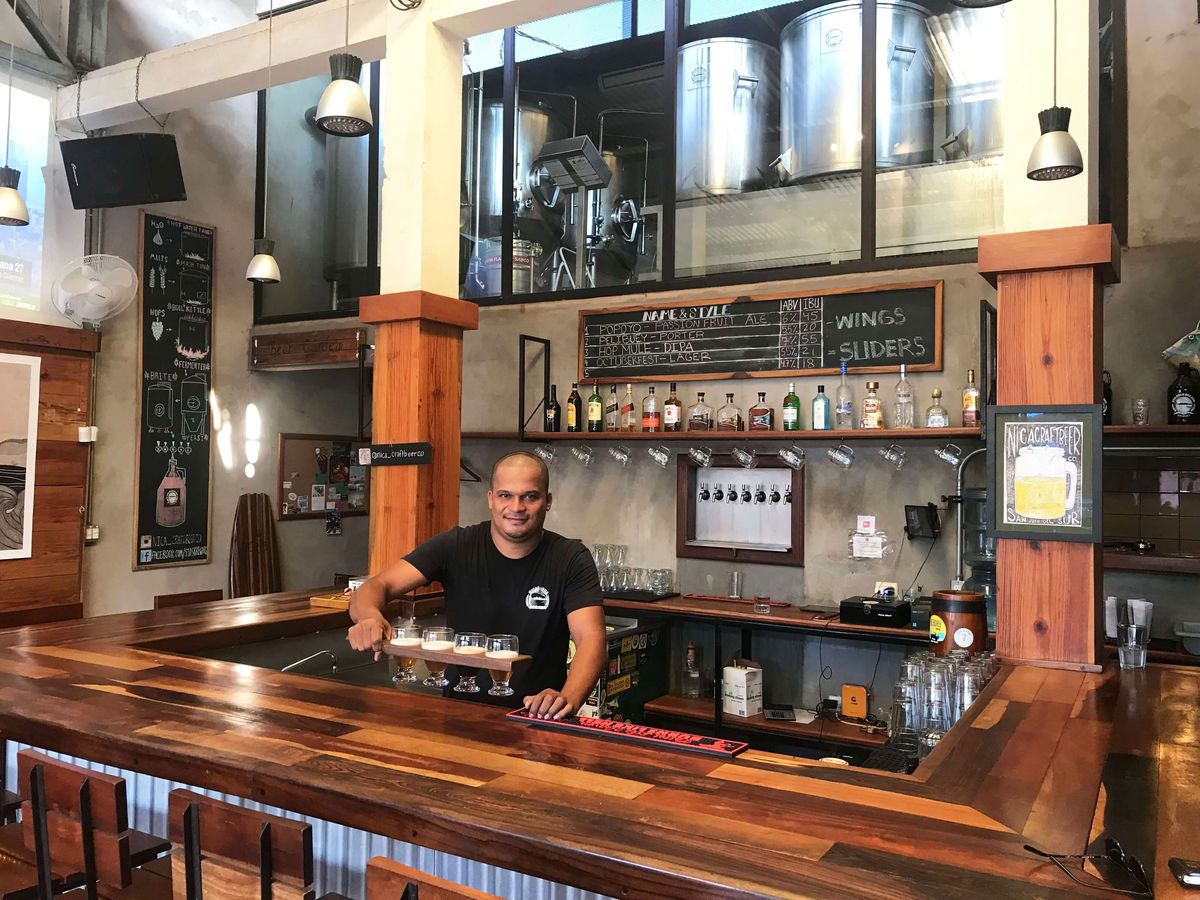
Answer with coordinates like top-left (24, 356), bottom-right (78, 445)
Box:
top-left (0, 592), bottom-right (1193, 898)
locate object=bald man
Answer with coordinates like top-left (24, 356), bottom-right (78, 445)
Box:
top-left (348, 451), bottom-right (607, 720)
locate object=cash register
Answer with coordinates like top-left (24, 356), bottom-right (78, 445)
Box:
top-left (840, 588), bottom-right (912, 627)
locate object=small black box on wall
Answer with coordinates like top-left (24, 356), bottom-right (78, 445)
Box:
top-left (59, 133), bottom-right (186, 209)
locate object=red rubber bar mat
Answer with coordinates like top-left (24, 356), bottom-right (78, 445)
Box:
top-left (506, 708), bottom-right (748, 757)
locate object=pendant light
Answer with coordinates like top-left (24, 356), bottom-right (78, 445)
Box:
top-left (247, 0), bottom-right (281, 283)
top-left (1026, 0), bottom-right (1083, 181)
top-left (0, 40), bottom-right (29, 227)
top-left (315, 0), bottom-right (373, 136)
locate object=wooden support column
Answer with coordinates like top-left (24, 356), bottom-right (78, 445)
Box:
top-left (359, 293), bottom-right (478, 574)
top-left (979, 224), bottom-right (1119, 670)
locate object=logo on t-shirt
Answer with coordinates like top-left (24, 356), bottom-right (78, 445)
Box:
top-left (525, 586), bottom-right (550, 610)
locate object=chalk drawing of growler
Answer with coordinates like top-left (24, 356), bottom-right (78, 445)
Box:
top-left (156, 456), bottom-right (187, 527)
top-left (1013, 445), bottom-right (1076, 520)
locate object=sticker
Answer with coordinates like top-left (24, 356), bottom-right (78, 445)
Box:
top-left (954, 627), bottom-right (975, 649)
top-left (314, 473), bottom-right (328, 485)
top-left (297, 497), bottom-right (309, 512)
top-left (358, 447), bottom-right (371, 466)
top-left (282, 481), bottom-right (292, 489)
top-left (930, 614), bottom-right (947, 645)
top-left (857, 515), bottom-right (876, 534)
top-left (287, 492), bottom-right (297, 501)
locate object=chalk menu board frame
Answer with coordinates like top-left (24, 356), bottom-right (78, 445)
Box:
top-left (578, 280), bottom-right (943, 383)
top-left (276, 433), bottom-right (371, 521)
top-left (132, 211), bottom-right (215, 570)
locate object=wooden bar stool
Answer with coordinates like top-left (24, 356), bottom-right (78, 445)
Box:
top-left (167, 790), bottom-right (349, 900)
top-left (366, 857), bottom-right (500, 900)
top-left (0, 750), bottom-right (173, 899)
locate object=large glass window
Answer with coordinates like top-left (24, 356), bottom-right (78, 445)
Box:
top-left (0, 78), bottom-right (51, 312)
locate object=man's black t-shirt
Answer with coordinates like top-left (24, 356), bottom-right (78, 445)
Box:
top-left (403, 523), bottom-right (602, 701)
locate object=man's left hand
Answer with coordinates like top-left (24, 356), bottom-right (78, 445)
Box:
top-left (523, 689), bottom-right (576, 720)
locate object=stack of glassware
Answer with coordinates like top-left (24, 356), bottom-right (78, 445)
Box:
top-left (590, 545), bottom-right (675, 596)
top-left (889, 648), bottom-right (996, 762)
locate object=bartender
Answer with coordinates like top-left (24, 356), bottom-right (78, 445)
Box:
top-left (348, 451), bottom-right (606, 720)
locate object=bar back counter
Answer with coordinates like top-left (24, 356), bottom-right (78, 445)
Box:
top-left (0, 591), bottom-right (1194, 898)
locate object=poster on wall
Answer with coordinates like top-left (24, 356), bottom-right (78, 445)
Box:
top-left (133, 211), bottom-right (215, 569)
top-left (0, 353), bottom-right (40, 559)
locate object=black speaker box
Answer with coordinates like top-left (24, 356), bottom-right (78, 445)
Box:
top-left (59, 133), bottom-right (187, 209)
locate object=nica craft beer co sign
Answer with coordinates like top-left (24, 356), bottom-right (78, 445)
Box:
top-left (363, 443), bottom-right (433, 467)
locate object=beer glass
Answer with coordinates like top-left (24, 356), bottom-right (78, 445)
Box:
top-left (571, 444), bottom-right (595, 467)
top-left (609, 444), bottom-right (631, 466)
top-left (452, 632), bottom-right (487, 693)
top-left (826, 444), bottom-right (855, 468)
top-left (687, 445), bottom-right (714, 467)
top-left (486, 634), bottom-right (519, 697)
top-left (532, 444), bottom-right (557, 466)
top-left (778, 444), bottom-right (806, 470)
top-left (647, 444), bottom-right (672, 468)
top-left (421, 626), bottom-right (455, 688)
top-left (878, 443), bottom-right (907, 471)
top-left (390, 622), bottom-right (423, 684)
top-left (934, 443), bottom-right (963, 467)
top-left (731, 446), bottom-right (758, 469)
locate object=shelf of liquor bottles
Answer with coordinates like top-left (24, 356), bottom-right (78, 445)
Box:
top-left (519, 428), bottom-right (983, 442)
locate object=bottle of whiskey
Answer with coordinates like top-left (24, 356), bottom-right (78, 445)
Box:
top-left (544, 385), bottom-right (561, 432)
top-left (811, 384), bottom-right (830, 430)
top-left (663, 382), bottom-right (683, 432)
top-left (925, 388), bottom-right (949, 428)
top-left (748, 392), bottom-right (774, 430)
top-left (1102, 371), bottom-right (1113, 426)
top-left (587, 382), bottom-right (604, 432)
top-left (642, 386), bottom-right (661, 432)
top-left (782, 383), bottom-right (801, 431)
top-left (860, 381), bottom-right (884, 429)
top-left (1168, 363), bottom-right (1200, 424)
top-left (620, 383), bottom-right (637, 432)
top-left (717, 393), bottom-right (742, 431)
top-left (687, 392), bottom-right (713, 431)
top-left (604, 384), bottom-right (620, 432)
top-left (893, 364), bottom-right (914, 429)
top-left (566, 383), bottom-right (583, 433)
top-left (962, 368), bottom-right (980, 426)
top-left (835, 361), bottom-right (854, 429)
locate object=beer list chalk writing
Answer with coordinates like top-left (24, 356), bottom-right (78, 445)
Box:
top-left (580, 284), bottom-right (939, 380)
top-left (134, 213), bottom-right (215, 569)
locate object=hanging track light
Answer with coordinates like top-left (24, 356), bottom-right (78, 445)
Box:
top-left (0, 39), bottom-right (29, 226)
top-left (1027, 0), bottom-right (1083, 181)
top-left (315, 0), bottom-right (373, 137)
top-left (247, 0), bottom-right (281, 283)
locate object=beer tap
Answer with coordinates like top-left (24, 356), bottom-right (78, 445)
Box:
top-left (754, 486), bottom-right (767, 504)
top-left (712, 486), bottom-right (724, 502)
top-left (698, 484), bottom-right (710, 502)
top-left (726, 483), bottom-right (738, 503)
top-left (741, 484), bottom-right (752, 503)
top-left (769, 484), bottom-right (781, 504)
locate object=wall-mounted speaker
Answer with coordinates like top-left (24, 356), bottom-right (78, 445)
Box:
top-left (59, 133), bottom-right (187, 209)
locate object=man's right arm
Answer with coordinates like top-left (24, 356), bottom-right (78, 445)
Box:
top-left (347, 559), bottom-right (429, 658)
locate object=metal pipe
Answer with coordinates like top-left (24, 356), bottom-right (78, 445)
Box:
top-left (955, 447), bottom-right (986, 583)
top-left (281, 650), bottom-right (338, 674)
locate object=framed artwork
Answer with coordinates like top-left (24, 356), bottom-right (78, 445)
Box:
top-left (0, 352), bottom-right (40, 559)
top-left (986, 404), bottom-right (1103, 543)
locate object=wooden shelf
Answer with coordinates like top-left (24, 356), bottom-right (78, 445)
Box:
top-left (644, 695), bottom-right (886, 749)
top-left (1103, 425), bottom-right (1200, 435)
top-left (520, 428), bottom-right (982, 442)
top-left (462, 432), bottom-right (521, 440)
top-left (1104, 551), bottom-right (1200, 575)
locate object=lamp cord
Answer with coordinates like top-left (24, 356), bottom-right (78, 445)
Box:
top-left (5, 36), bottom-right (12, 167)
top-left (345, 0), bottom-right (350, 46)
top-left (1052, 0), bottom-right (1058, 106)
top-left (263, 0), bottom-right (273, 239)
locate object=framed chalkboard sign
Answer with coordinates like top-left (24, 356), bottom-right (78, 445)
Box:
top-left (132, 211), bottom-right (215, 569)
top-left (579, 281), bottom-right (942, 382)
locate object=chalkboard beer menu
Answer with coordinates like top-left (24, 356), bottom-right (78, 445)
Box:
top-left (579, 281), bottom-right (941, 382)
top-left (133, 212), bottom-right (215, 569)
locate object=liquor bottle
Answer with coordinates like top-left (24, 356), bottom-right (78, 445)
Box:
top-left (587, 382), bottom-right (604, 433)
top-left (544, 385), bottom-right (561, 432)
top-left (604, 384), bottom-right (620, 432)
top-left (663, 382), bottom-right (683, 432)
top-left (748, 392), bottom-right (774, 431)
top-left (687, 392), bottom-right (713, 431)
top-left (893, 364), bottom-right (915, 429)
top-left (835, 361), bottom-right (854, 429)
top-left (717, 393), bottom-right (742, 431)
top-left (782, 383), bottom-right (801, 431)
top-left (565, 383), bottom-right (583, 433)
top-left (860, 381), bottom-right (884, 429)
top-left (1168, 362), bottom-right (1200, 424)
top-left (925, 388), bottom-right (949, 428)
top-left (962, 368), bottom-right (980, 427)
top-left (682, 641), bottom-right (702, 699)
top-left (642, 385), bottom-right (661, 432)
top-left (1102, 371), bottom-right (1113, 426)
top-left (620, 383), bottom-right (637, 432)
top-left (811, 384), bottom-right (830, 430)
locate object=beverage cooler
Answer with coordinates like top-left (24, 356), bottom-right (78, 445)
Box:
top-left (569, 617), bottom-right (669, 722)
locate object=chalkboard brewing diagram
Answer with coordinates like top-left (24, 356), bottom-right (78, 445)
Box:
top-left (133, 212), bottom-right (215, 569)
top-left (579, 282), bottom-right (942, 382)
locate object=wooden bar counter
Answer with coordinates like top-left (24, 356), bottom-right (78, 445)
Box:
top-left (0, 591), bottom-right (1194, 898)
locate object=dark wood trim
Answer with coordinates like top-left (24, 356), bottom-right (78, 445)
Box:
top-left (1103, 552), bottom-right (1200, 575)
top-left (523, 427), bottom-right (981, 442)
top-left (0, 604), bottom-right (83, 628)
top-left (0, 322), bottom-right (99, 353)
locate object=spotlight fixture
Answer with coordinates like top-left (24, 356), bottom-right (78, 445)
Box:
top-left (0, 42), bottom-right (29, 226)
top-left (1027, 0), bottom-right (1083, 181)
top-left (316, 0), bottom-right (373, 137)
top-left (247, 0), bottom-right (281, 283)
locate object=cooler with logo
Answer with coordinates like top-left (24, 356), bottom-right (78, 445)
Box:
top-left (568, 616), bottom-right (668, 722)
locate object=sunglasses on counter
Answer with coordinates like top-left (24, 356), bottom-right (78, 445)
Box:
top-left (1024, 837), bottom-right (1151, 896)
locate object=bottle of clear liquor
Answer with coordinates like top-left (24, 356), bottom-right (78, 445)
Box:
top-left (925, 388), bottom-right (949, 428)
top-left (835, 361), bottom-right (854, 429)
top-left (811, 384), bottom-right (830, 430)
top-left (620, 383), bottom-right (637, 432)
top-left (687, 392), bottom-right (713, 431)
top-left (893, 364), bottom-right (914, 429)
top-left (683, 641), bottom-right (702, 699)
top-left (717, 393), bottom-right (742, 431)
top-left (604, 384), bottom-right (620, 432)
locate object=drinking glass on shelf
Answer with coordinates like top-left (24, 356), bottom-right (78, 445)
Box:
top-left (420, 627), bottom-right (455, 688)
top-left (688, 445), bottom-right (714, 467)
top-left (571, 445), bottom-right (595, 467)
top-left (731, 446), bottom-right (758, 469)
top-left (648, 444), bottom-right (672, 468)
top-left (951, 669), bottom-right (982, 724)
top-left (1131, 398), bottom-right (1150, 426)
top-left (390, 622), bottom-right (423, 684)
top-left (826, 443), bottom-right (855, 468)
top-left (452, 632), bottom-right (487, 693)
top-left (532, 444), bottom-right (557, 466)
top-left (611, 544), bottom-right (627, 567)
top-left (778, 444), bottom-right (807, 470)
top-left (934, 443), bottom-right (963, 467)
top-left (878, 443), bottom-right (907, 471)
top-left (609, 444), bottom-right (632, 466)
top-left (486, 634), bottom-right (519, 697)
top-left (888, 695), bottom-right (920, 758)
top-left (650, 568), bottom-right (674, 596)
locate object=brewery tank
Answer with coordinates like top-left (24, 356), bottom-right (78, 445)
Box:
top-left (778, 1), bottom-right (934, 182)
top-left (675, 37), bottom-right (779, 201)
top-left (467, 100), bottom-right (569, 230)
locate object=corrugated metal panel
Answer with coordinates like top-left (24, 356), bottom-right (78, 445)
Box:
top-left (6, 743), bottom-right (611, 900)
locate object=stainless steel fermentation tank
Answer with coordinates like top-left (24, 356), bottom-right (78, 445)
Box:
top-left (778, 1), bottom-right (934, 182)
top-left (675, 38), bottom-right (780, 201)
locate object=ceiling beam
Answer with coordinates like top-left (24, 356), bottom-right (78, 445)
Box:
top-left (11, 0), bottom-right (75, 70)
top-left (0, 40), bottom-right (76, 85)
top-left (67, 0), bottom-right (107, 72)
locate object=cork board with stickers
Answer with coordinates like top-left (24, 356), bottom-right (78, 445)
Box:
top-left (276, 433), bottom-right (370, 520)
